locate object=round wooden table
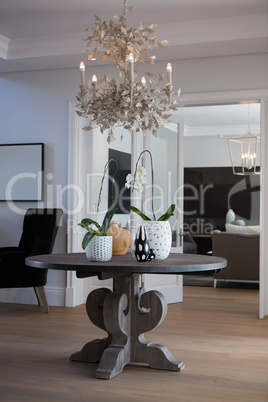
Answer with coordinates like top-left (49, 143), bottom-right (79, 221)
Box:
top-left (26, 252), bottom-right (226, 380)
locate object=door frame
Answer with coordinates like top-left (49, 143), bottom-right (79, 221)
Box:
top-left (142, 115), bottom-right (184, 303)
top-left (180, 88), bottom-right (268, 319)
top-left (68, 87), bottom-right (268, 318)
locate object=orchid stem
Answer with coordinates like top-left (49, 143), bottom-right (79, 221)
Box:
top-left (133, 150), bottom-right (156, 220)
top-left (97, 158), bottom-right (118, 214)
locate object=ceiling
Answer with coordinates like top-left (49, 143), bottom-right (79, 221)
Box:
top-left (0, 1), bottom-right (265, 133)
top-left (171, 103), bottom-right (261, 138)
top-left (0, 0), bottom-right (268, 73)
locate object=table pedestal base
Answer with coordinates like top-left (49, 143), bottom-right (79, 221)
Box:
top-left (70, 274), bottom-right (184, 379)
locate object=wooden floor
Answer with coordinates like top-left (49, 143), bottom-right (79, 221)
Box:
top-left (0, 286), bottom-right (267, 402)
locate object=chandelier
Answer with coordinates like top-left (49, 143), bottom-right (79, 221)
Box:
top-left (228, 104), bottom-right (260, 176)
top-left (76, 0), bottom-right (181, 143)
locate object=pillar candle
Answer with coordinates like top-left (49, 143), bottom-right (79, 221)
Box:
top-left (141, 77), bottom-right (146, 87)
top-left (127, 53), bottom-right (134, 83)
top-left (166, 63), bottom-right (172, 87)
top-left (79, 62), bottom-right (85, 86)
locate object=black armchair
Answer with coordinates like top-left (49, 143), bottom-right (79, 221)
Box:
top-left (0, 208), bottom-right (63, 312)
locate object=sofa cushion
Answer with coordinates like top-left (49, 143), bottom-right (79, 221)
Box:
top-left (225, 223), bottom-right (260, 233)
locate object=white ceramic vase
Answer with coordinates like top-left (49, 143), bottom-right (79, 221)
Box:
top-left (86, 236), bottom-right (113, 262)
top-left (144, 221), bottom-right (172, 260)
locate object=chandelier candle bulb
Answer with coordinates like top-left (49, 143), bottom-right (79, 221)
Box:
top-left (141, 76), bottom-right (146, 93)
top-left (166, 63), bottom-right (172, 86)
top-left (79, 62), bottom-right (86, 86)
top-left (141, 77), bottom-right (146, 87)
top-left (127, 53), bottom-right (134, 83)
top-left (92, 75), bottom-right (97, 98)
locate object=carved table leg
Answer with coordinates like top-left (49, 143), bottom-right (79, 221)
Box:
top-left (95, 291), bottom-right (129, 379)
top-left (129, 275), bottom-right (185, 372)
top-left (70, 287), bottom-right (112, 363)
top-left (131, 286), bottom-right (185, 372)
top-left (71, 275), bottom-right (184, 379)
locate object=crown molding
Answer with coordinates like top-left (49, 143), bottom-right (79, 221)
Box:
top-left (156, 13), bottom-right (268, 46)
top-left (2, 13), bottom-right (268, 63)
top-left (180, 89), bottom-right (268, 106)
top-left (7, 32), bottom-right (84, 60)
top-left (184, 124), bottom-right (260, 137)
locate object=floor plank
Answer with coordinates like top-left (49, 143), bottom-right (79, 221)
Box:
top-left (0, 286), bottom-right (267, 401)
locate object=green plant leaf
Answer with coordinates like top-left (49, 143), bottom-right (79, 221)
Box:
top-left (79, 218), bottom-right (101, 231)
top-left (82, 231), bottom-right (96, 250)
top-left (129, 206), bottom-right (151, 221)
top-left (101, 208), bottom-right (117, 235)
top-left (158, 204), bottom-right (176, 221)
top-left (80, 208), bottom-right (117, 249)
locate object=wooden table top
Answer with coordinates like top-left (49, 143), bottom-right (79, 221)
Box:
top-left (26, 252), bottom-right (226, 277)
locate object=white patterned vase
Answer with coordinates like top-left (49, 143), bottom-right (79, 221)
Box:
top-left (86, 236), bottom-right (113, 262)
top-left (144, 221), bottom-right (172, 260)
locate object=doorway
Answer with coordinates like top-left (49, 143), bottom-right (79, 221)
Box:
top-left (177, 102), bottom-right (261, 292)
top-left (67, 90), bottom-right (268, 318)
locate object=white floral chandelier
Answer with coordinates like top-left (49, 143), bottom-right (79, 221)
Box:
top-left (76, 0), bottom-right (181, 143)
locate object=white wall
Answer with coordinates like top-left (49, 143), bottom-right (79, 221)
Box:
top-left (0, 52), bottom-right (267, 306)
top-left (184, 136), bottom-right (231, 167)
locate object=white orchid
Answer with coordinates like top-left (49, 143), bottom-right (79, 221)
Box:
top-left (125, 166), bottom-right (147, 193)
top-left (125, 173), bottom-right (134, 189)
top-left (126, 150), bottom-right (175, 221)
top-left (137, 166), bottom-right (146, 180)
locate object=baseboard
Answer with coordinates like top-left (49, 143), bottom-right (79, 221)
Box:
top-left (0, 286), bottom-right (66, 307)
top-left (65, 286), bottom-right (86, 307)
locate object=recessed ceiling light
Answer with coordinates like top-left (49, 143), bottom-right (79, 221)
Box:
top-left (91, 58), bottom-right (97, 61)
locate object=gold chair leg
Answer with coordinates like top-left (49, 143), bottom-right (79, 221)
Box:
top-left (34, 286), bottom-right (49, 313)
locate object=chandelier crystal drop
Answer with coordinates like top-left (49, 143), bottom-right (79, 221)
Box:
top-left (76, 0), bottom-right (181, 143)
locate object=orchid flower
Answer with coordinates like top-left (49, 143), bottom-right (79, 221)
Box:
top-left (125, 150), bottom-right (175, 221)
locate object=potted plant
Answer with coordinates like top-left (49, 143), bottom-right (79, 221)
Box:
top-left (78, 159), bottom-right (118, 262)
top-left (125, 150), bottom-right (175, 260)
top-left (79, 207), bottom-right (117, 262)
